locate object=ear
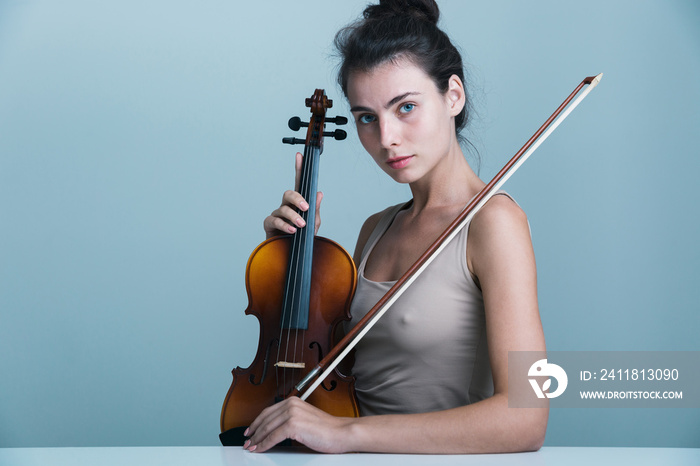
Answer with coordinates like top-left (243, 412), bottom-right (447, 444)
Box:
top-left (445, 74), bottom-right (466, 117)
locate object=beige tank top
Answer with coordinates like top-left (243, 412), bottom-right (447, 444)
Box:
top-left (345, 201), bottom-right (495, 416)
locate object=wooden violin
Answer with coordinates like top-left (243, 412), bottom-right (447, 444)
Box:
top-left (219, 89), bottom-right (359, 446)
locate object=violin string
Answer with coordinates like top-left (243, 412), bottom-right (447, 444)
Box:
top-left (277, 144), bottom-right (307, 396)
top-left (277, 157), bottom-right (296, 394)
top-left (277, 224), bottom-right (292, 396)
top-left (298, 143), bottom-right (317, 368)
top-left (294, 138), bottom-right (315, 380)
top-left (282, 143), bottom-right (308, 392)
top-left (280, 132), bottom-right (313, 392)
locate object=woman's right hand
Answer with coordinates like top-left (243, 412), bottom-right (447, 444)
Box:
top-left (263, 152), bottom-right (323, 239)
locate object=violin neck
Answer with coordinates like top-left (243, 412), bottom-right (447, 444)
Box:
top-left (298, 144), bottom-right (321, 241)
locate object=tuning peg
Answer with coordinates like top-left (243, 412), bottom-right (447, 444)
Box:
top-left (326, 116), bottom-right (348, 125)
top-left (288, 117), bottom-right (309, 131)
top-left (323, 129), bottom-right (347, 141)
top-left (282, 137), bottom-right (306, 145)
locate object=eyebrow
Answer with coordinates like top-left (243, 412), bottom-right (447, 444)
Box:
top-left (350, 91), bottom-right (420, 113)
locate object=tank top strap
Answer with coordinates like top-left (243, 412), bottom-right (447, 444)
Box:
top-left (492, 190), bottom-right (517, 206)
top-left (358, 201), bottom-right (411, 271)
top-left (357, 191), bottom-right (524, 274)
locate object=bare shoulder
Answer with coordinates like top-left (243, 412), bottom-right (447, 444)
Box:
top-left (467, 194), bottom-right (533, 278)
top-left (352, 206), bottom-right (394, 266)
top-left (472, 194), bottom-right (528, 234)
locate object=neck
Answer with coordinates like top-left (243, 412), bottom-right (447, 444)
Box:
top-left (408, 145), bottom-right (483, 213)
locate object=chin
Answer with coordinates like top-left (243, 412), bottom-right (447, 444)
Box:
top-left (385, 170), bottom-right (416, 185)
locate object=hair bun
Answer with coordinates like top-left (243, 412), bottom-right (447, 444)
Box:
top-left (363, 0), bottom-right (440, 25)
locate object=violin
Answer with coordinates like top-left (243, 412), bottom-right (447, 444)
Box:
top-left (220, 89), bottom-right (359, 446)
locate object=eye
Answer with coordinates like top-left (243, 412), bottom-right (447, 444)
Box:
top-left (399, 103), bottom-right (415, 114)
top-left (358, 114), bottom-right (376, 124)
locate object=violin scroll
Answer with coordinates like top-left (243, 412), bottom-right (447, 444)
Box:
top-left (283, 89), bottom-right (348, 146)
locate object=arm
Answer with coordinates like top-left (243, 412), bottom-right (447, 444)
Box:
top-left (245, 196), bottom-right (547, 454)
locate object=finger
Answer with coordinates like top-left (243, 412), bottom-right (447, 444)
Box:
top-left (263, 214), bottom-right (301, 236)
top-left (281, 189), bottom-right (309, 212)
top-left (245, 402), bottom-right (282, 439)
top-left (244, 404), bottom-right (281, 449)
top-left (246, 400), bottom-right (298, 451)
top-left (247, 416), bottom-right (291, 453)
top-left (274, 204), bottom-right (307, 226)
top-left (314, 191), bottom-right (323, 235)
top-left (250, 424), bottom-right (295, 453)
top-left (294, 152), bottom-right (303, 192)
top-left (263, 191), bottom-right (311, 238)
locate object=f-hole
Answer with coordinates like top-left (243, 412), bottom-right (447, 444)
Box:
top-left (249, 338), bottom-right (278, 385)
top-left (309, 341), bottom-right (337, 392)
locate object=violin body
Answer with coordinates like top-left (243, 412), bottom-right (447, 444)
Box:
top-left (220, 235), bottom-right (359, 444)
top-left (220, 90), bottom-right (359, 446)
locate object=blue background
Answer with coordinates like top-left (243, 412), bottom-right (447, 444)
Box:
top-left (1, 0), bottom-right (698, 448)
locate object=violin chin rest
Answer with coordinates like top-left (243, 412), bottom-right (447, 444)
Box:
top-left (219, 426), bottom-right (295, 448)
top-left (219, 426), bottom-right (248, 446)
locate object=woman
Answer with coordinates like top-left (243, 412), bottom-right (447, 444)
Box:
top-left (245, 0), bottom-right (547, 454)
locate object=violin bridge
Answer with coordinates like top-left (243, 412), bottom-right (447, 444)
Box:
top-left (274, 361), bottom-right (306, 369)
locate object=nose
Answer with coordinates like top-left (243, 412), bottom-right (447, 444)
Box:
top-left (379, 117), bottom-right (400, 149)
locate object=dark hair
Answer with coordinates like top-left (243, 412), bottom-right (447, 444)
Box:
top-left (334, 0), bottom-right (472, 140)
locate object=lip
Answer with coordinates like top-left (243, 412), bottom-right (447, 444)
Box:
top-left (386, 155), bottom-right (413, 170)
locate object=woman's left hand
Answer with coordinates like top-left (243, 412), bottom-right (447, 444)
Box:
top-left (243, 397), bottom-right (355, 453)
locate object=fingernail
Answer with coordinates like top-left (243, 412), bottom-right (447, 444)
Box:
top-left (243, 439), bottom-right (250, 449)
top-left (288, 226), bottom-right (297, 234)
top-left (249, 444), bottom-right (257, 452)
top-left (296, 217), bottom-right (306, 227)
top-left (300, 201), bottom-right (309, 211)
top-left (243, 428), bottom-right (249, 437)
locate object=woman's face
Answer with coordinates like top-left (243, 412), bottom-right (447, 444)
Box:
top-left (346, 58), bottom-right (463, 185)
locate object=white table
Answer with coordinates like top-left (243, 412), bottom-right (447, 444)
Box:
top-left (1, 446), bottom-right (698, 465)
